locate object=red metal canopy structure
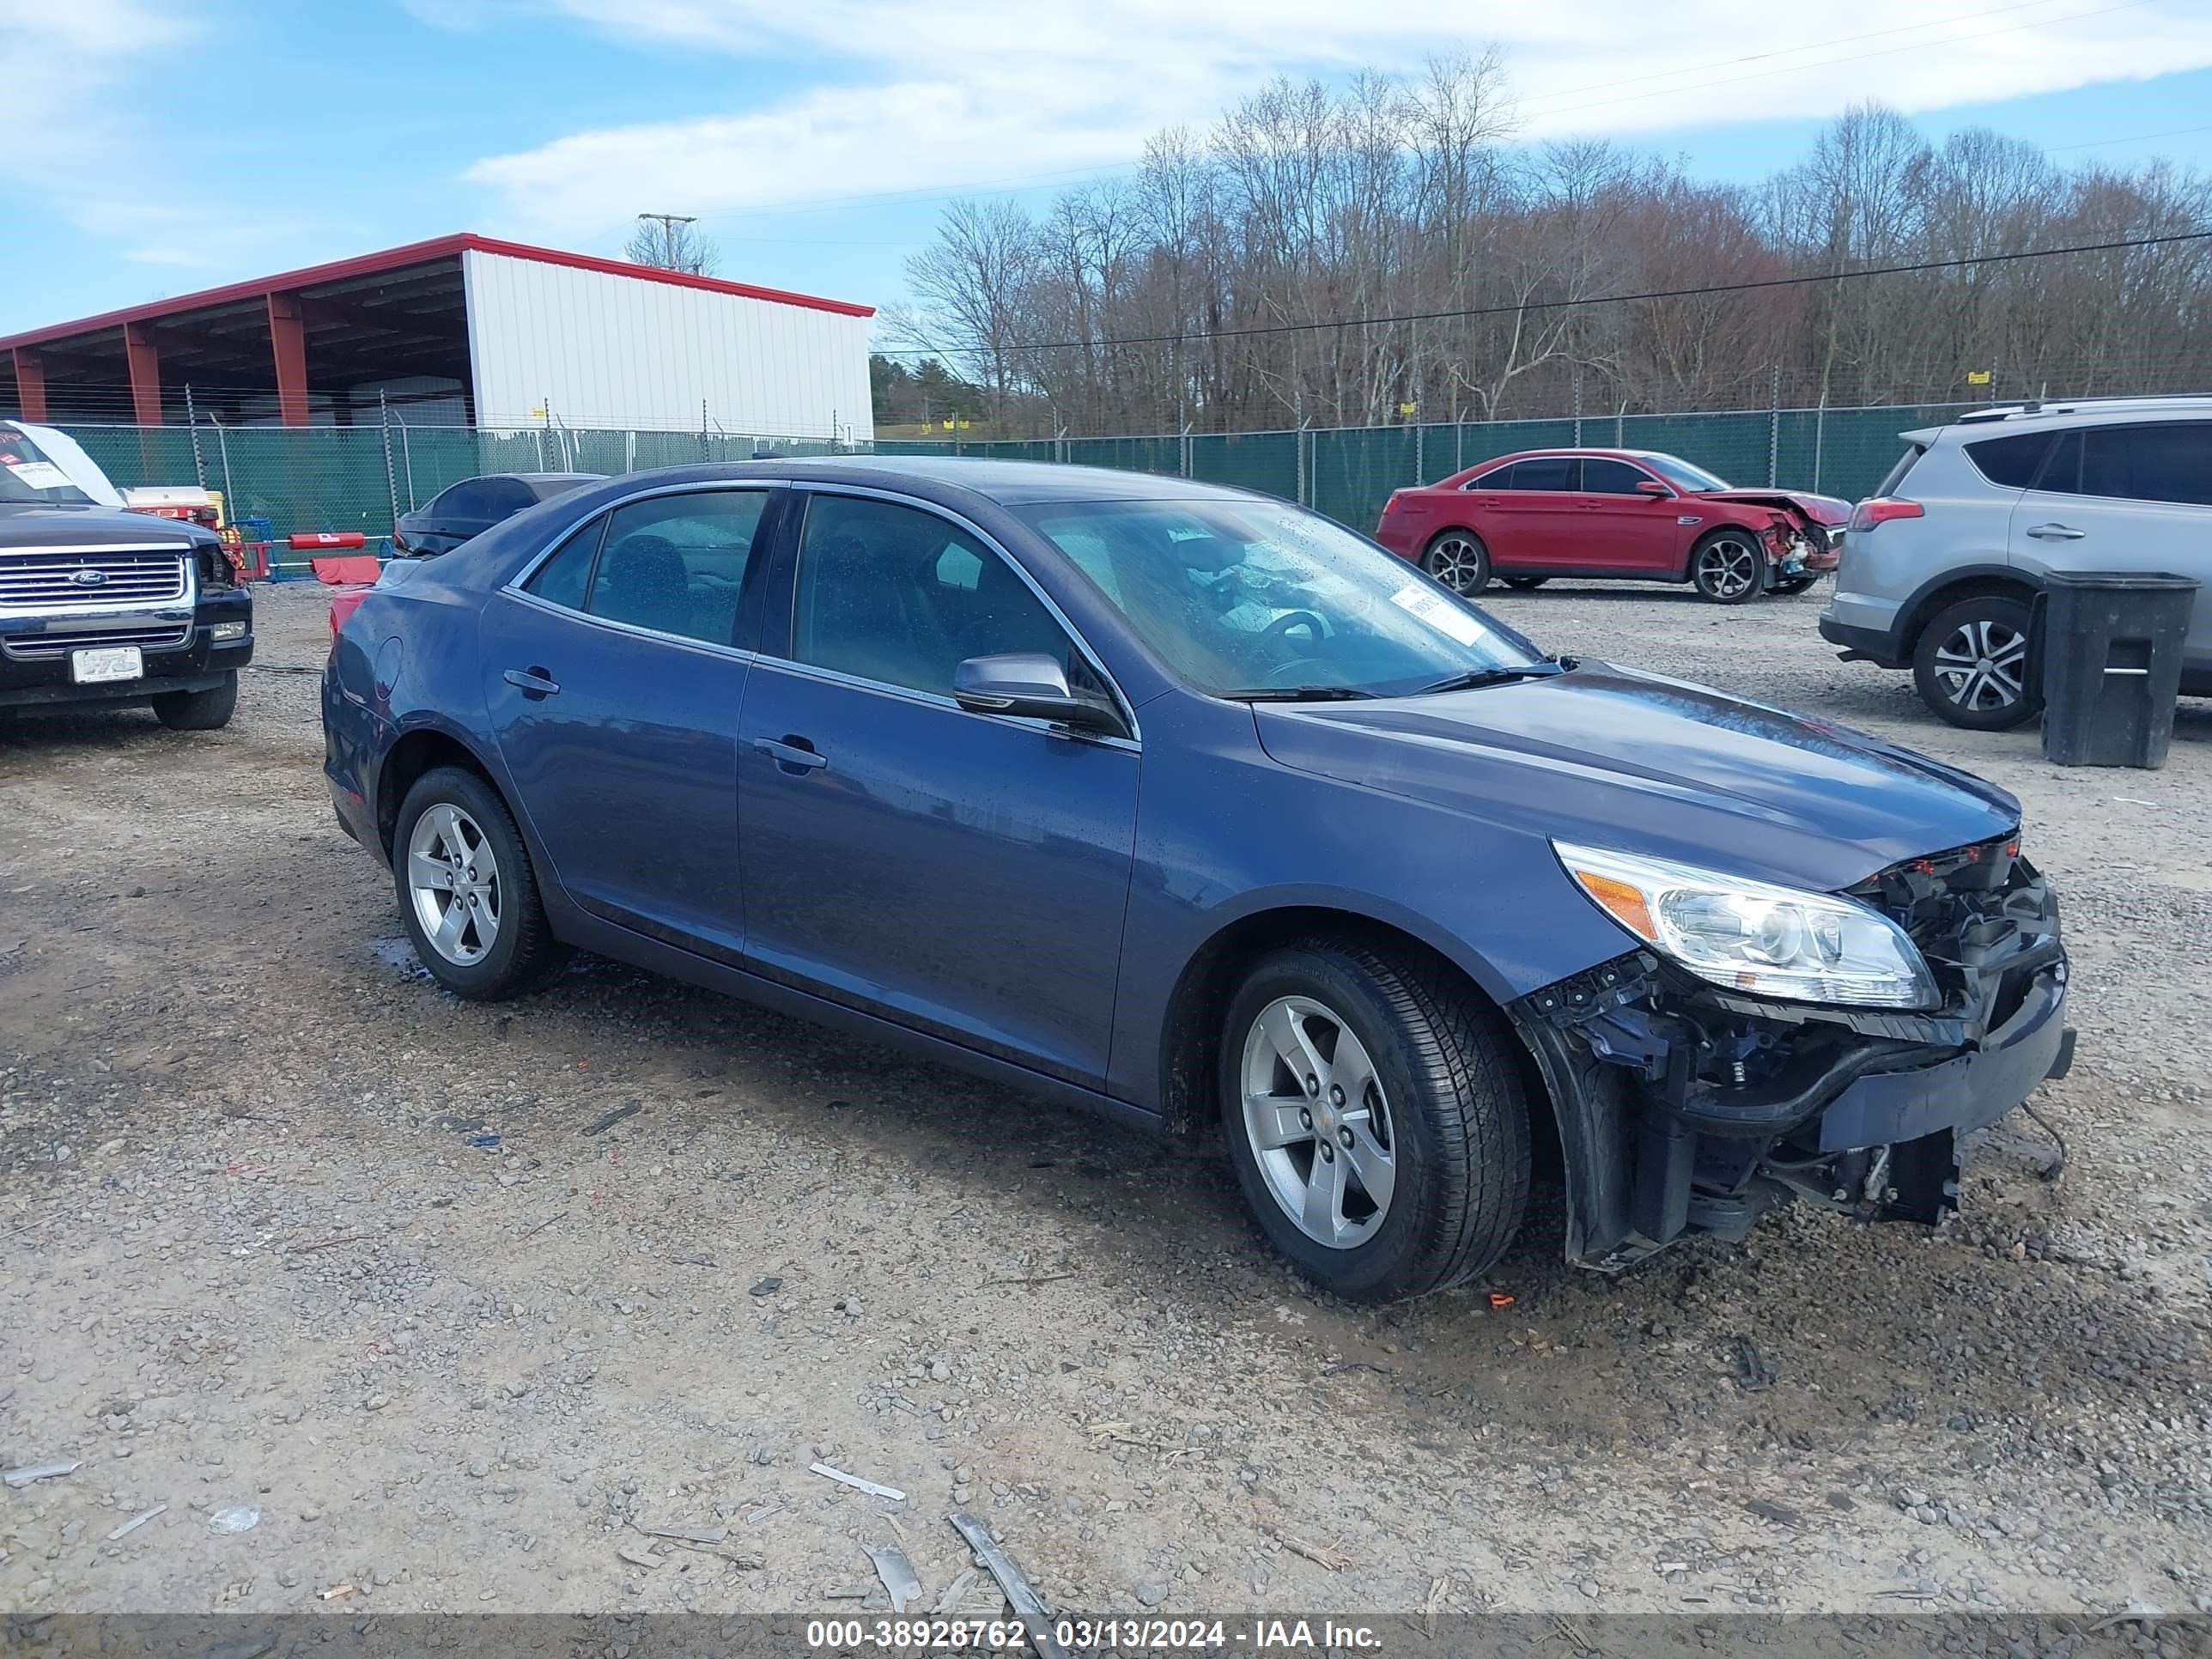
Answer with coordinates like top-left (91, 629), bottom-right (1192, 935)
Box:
top-left (1, 234), bottom-right (874, 430)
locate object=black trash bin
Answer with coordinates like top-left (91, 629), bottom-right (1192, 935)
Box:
top-left (2037, 570), bottom-right (2198, 769)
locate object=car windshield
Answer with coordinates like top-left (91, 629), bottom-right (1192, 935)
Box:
top-left (1019, 497), bottom-right (1544, 698)
top-left (0, 428), bottom-right (95, 507)
top-left (1643, 453), bottom-right (1730, 492)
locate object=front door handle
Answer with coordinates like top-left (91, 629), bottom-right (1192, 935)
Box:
top-left (2026, 523), bottom-right (2086, 540)
top-left (504, 665), bottom-right (561, 698)
top-left (753, 735), bottom-right (828, 774)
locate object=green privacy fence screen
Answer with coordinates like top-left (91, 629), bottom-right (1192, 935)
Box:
top-left (54, 401), bottom-right (1969, 544)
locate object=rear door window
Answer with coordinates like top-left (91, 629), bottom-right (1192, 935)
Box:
top-left (1507, 456), bottom-right (1576, 491)
top-left (1962, 433), bottom-right (2050, 489)
top-left (524, 518), bottom-right (605, 611)
top-left (1466, 462), bottom-right (1518, 489)
top-left (586, 490), bottom-right (769, 645)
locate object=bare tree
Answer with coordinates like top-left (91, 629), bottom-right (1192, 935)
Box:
top-left (888, 73), bottom-right (2212, 440)
top-left (627, 215), bottom-right (720, 276)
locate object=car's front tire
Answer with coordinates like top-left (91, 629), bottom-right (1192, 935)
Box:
top-left (1422, 531), bottom-right (1491, 596)
top-left (150, 672), bottom-right (237, 731)
top-left (1912, 593), bottom-right (2039, 731)
top-left (1689, 531), bottom-right (1765, 604)
top-left (392, 765), bottom-right (568, 999)
top-left (1218, 939), bottom-right (1529, 1302)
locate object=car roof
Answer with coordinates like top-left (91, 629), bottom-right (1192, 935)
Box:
top-left (569, 456), bottom-right (1255, 507)
top-left (1911, 394), bottom-right (2212, 444)
top-left (507, 471), bottom-right (605, 483)
top-left (1462, 447), bottom-right (1692, 469)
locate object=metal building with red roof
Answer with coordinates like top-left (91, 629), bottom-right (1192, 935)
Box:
top-left (0, 234), bottom-right (876, 441)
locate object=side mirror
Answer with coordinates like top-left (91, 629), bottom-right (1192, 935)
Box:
top-left (1636, 479), bottom-right (1673, 498)
top-left (954, 653), bottom-right (1127, 738)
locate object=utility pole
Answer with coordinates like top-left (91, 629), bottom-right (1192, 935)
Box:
top-left (637, 213), bottom-right (697, 267)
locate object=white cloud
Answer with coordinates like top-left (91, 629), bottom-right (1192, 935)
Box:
top-left (465, 0), bottom-right (2212, 240)
top-left (6, 3), bottom-right (206, 249)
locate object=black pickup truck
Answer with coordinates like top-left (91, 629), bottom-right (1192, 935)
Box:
top-left (0, 425), bottom-right (252, 729)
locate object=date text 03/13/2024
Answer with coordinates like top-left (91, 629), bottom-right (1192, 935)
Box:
top-left (802, 1618), bottom-right (1383, 1651)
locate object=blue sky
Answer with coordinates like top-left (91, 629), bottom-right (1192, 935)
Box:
top-left (8, 0), bottom-right (2212, 340)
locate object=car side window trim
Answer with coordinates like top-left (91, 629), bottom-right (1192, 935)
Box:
top-left (766, 483), bottom-right (1140, 747)
top-left (501, 481), bottom-right (787, 658)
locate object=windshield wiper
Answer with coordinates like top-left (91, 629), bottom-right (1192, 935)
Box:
top-left (1414, 663), bottom-right (1566, 696)
top-left (1219, 684), bottom-right (1379, 702)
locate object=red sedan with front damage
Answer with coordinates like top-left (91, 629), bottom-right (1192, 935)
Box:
top-left (1374, 449), bottom-right (1848, 605)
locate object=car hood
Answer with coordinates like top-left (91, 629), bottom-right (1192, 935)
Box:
top-left (1692, 488), bottom-right (1850, 525)
top-left (0, 502), bottom-right (215, 550)
top-left (1253, 662), bottom-right (2019, 893)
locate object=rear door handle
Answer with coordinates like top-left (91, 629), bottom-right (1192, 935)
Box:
top-left (2027, 523), bottom-right (2086, 540)
top-left (753, 735), bottom-right (828, 774)
top-left (503, 666), bottom-right (561, 698)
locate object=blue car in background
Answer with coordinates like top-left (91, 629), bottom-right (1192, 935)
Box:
top-left (322, 459), bottom-right (2073, 1300)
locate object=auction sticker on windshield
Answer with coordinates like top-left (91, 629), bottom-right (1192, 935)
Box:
top-left (2, 459), bottom-right (72, 489)
top-left (1389, 583), bottom-right (1489, 647)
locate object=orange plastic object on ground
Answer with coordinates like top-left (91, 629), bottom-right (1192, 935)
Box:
top-left (311, 555), bottom-right (383, 585)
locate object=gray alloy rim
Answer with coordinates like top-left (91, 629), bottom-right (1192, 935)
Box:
top-left (1240, 996), bottom-right (1397, 1249)
top-left (1695, 536), bottom-right (1760, 599)
top-left (407, 804), bottom-right (502, 967)
top-left (1932, 617), bottom-right (2028, 712)
top-left (1426, 536), bottom-right (1485, 595)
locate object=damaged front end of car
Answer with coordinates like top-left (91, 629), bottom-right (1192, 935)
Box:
top-left (1511, 833), bottom-right (2075, 1271)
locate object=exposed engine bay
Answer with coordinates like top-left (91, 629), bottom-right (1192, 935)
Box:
top-left (1513, 833), bottom-right (2075, 1270)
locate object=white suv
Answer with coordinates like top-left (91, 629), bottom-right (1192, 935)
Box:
top-left (1819, 397), bottom-right (2212, 728)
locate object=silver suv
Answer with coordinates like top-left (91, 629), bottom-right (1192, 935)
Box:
top-left (1819, 397), bottom-right (2212, 729)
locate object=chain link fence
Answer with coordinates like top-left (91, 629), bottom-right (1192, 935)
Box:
top-left (55, 398), bottom-right (1969, 545)
top-left (877, 399), bottom-right (1973, 529)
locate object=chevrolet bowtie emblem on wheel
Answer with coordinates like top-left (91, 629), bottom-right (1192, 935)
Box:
top-left (70, 568), bottom-right (109, 587)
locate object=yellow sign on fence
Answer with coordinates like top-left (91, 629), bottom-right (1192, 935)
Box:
top-left (1966, 370), bottom-right (1991, 386)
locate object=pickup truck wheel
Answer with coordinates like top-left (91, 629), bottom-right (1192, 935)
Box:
top-left (1912, 594), bottom-right (2040, 731)
top-left (1422, 532), bottom-right (1490, 596)
top-left (393, 766), bottom-right (568, 999)
top-left (149, 672), bottom-right (237, 731)
top-left (1219, 940), bottom-right (1529, 1302)
top-left (1771, 574), bottom-right (1819, 595)
top-left (1690, 532), bottom-right (1765, 604)
top-left (1501, 575), bottom-right (1549, 591)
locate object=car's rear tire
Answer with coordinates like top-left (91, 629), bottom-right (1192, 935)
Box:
top-left (1423, 531), bottom-right (1491, 597)
top-left (1501, 575), bottom-right (1549, 591)
top-left (392, 765), bottom-right (568, 999)
top-left (150, 672), bottom-right (237, 731)
top-left (1689, 531), bottom-right (1765, 604)
top-left (1218, 939), bottom-right (1529, 1303)
top-left (1912, 593), bottom-right (2040, 731)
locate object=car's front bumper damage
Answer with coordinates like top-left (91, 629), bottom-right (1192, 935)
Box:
top-left (1511, 833), bottom-right (2074, 1270)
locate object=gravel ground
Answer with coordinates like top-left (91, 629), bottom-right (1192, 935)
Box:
top-left (2, 579), bottom-right (2207, 1626)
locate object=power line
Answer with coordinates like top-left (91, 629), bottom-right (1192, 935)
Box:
top-left (875, 228), bottom-right (2212, 358)
top-left (2046, 120), bottom-right (2212, 153)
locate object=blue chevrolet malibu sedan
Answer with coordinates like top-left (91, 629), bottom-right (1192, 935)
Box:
top-left (323, 459), bottom-right (2072, 1300)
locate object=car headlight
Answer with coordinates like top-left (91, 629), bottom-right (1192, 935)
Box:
top-left (1552, 841), bottom-right (1937, 1010)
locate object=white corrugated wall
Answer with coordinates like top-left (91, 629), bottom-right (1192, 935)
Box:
top-left (460, 249), bottom-right (872, 440)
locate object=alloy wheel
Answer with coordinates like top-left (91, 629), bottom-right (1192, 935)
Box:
top-left (1931, 617), bottom-right (2028, 714)
top-left (407, 804), bottom-right (503, 966)
top-left (1425, 536), bottom-right (1486, 596)
top-left (1239, 995), bottom-right (1397, 1249)
top-left (1695, 536), bottom-right (1760, 600)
